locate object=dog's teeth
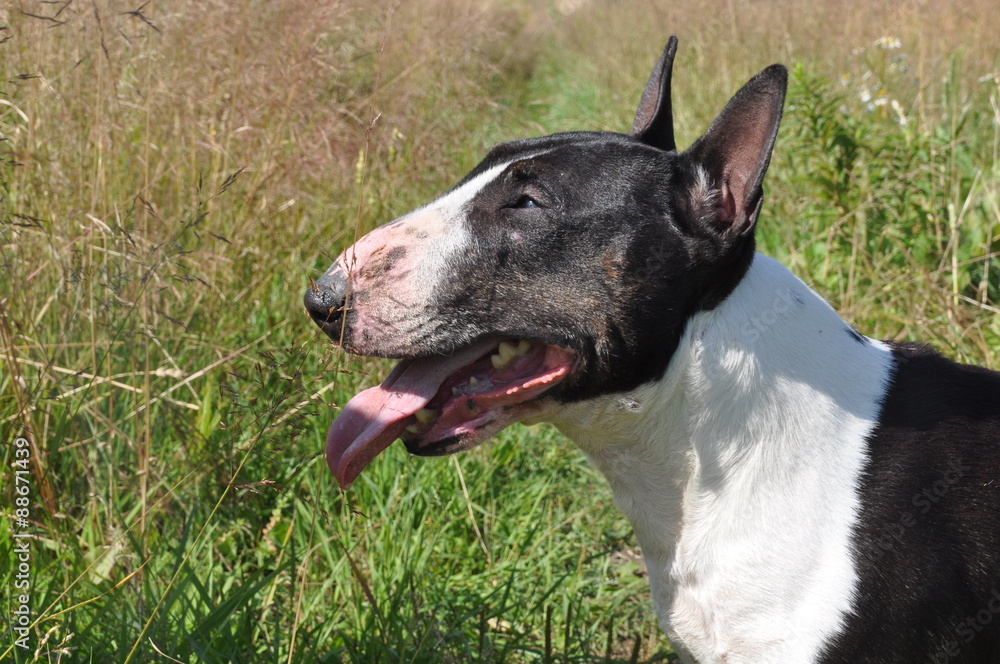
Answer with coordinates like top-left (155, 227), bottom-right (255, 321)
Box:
top-left (468, 376), bottom-right (481, 388)
top-left (452, 386), bottom-right (463, 396)
top-left (414, 408), bottom-right (437, 425)
top-left (405, 424), bottom-right (421, 434)
top-left (492, 339), bottom-right (530, 370)
top-left (499, 340), bottom-right (518, 361)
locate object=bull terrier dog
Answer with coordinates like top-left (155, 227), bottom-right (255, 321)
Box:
top-left (305, 37), bottom-right (1000, 663)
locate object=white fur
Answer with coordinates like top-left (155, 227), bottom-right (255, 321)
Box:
top-left (401, 163), bottom-right (508, 281)
top-left (548, 253), bottom-right (895, 663)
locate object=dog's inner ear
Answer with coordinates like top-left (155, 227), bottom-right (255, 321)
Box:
top-left (684, 64), bottom-right (788, 236)
top-left (631, 36), bottom-right (679, 152)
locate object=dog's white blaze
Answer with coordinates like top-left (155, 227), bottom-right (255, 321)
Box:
top-left (397, 164), bottom-right (507, 281)
top-left (336, 154), bottom-right (551, 351)
top-left (551, 254), bottom-right (894, 664)
top-left (394, 151), bottom-right (552, 281)
top-left (346, 161), bottom-right (507, 290)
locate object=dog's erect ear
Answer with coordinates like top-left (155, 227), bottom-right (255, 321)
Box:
top-left (684, 64), bottom-right (787, 236)
top-left (631, 36), bottom-right (679, 152)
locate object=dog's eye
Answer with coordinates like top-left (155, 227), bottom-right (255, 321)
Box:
top-left (510, 195), bottom-right (538, 209)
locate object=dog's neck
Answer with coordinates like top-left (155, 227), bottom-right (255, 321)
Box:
top-left (550, 253), bottom-right (895, 660)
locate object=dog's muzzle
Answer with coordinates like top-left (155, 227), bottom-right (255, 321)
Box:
top-left (304, 267), bottom-right (350, 341)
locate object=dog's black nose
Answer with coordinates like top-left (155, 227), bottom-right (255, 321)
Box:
top-left (304, 268), bottom-right (349, 341)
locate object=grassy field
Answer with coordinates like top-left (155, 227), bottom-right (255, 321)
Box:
top-left (1, 0), bottom-right (998, 662)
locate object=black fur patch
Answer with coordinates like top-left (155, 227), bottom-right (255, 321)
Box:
top-left (820, 343), bottom-right (1000, 663)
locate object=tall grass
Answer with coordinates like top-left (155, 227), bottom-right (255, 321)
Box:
top-left (0, 1), bottom-right (997, 662)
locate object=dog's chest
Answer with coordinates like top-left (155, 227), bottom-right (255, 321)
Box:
top-left (594, 445), bottom-right (869, 663)
top-left (657, 471), bottom-right (862, 663)
top-left (555, 256), bottom-right (896, 663)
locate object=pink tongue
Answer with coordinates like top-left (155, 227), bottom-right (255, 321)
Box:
top-left (326, 339), bottom-right (499, 489)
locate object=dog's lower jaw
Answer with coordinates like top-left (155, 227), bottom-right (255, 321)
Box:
top-left (550, 253), bottom-right (895, 663)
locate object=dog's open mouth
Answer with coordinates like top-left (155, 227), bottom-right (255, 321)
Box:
top-left (327, 338), bottom-right (577, 489)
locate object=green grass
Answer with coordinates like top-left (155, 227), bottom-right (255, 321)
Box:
top-left (1, 1), bottom-right (998, 662)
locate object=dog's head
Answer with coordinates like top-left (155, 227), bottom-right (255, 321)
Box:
top-left (305, 37), bottom-right (787, 488)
